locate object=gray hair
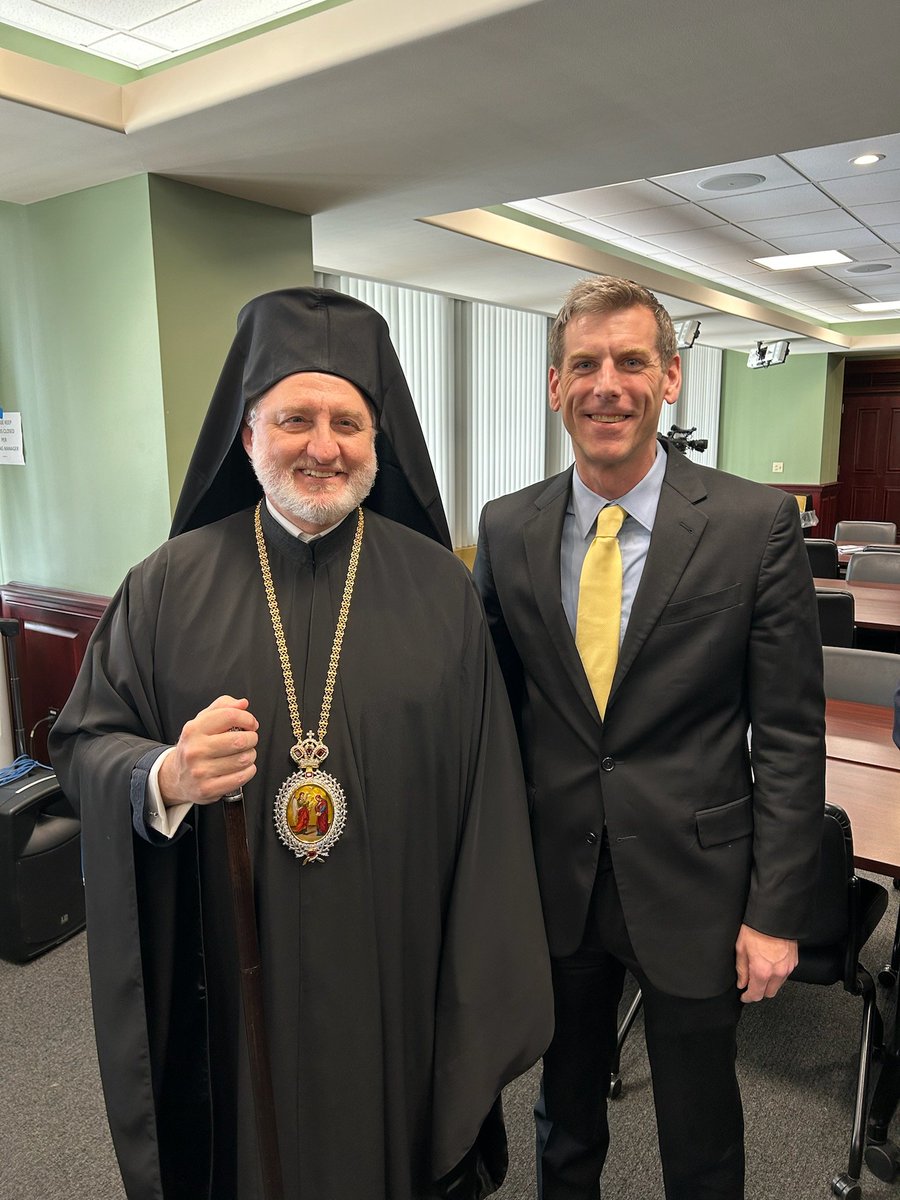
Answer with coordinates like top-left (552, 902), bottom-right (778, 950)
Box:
top-left (548, 276), bottom-right (678, 369)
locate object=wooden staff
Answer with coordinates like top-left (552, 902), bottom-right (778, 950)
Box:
top-left (222, 787), bottom-right (285, 1200)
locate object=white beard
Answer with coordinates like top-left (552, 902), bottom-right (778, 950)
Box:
top-left (249, 447), bottom-right (378, 530)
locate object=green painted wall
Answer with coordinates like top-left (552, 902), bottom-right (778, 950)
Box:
top-left (718, 350), bottom-right (832, 484)
top-left (0, 176), bottom-right (314, 598)
top-left (0, 178), bottom-right (170, 596)
top-left (148, 177), bottom-right (313, 513)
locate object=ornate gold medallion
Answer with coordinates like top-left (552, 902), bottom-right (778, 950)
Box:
top-left (254, 503), bottom-right (364, 864)
top-left (274, 736), bottom-right (347, 862)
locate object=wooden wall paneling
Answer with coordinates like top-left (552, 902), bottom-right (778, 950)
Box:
top-left (769, 482), bottom-right (840, 539)
top-left (0, 583), bottom-right (109, 763)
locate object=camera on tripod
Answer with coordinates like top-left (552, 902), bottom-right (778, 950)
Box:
top-left (666, 425), bottom-right (708, 455)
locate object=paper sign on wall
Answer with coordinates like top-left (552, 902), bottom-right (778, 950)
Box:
top-left (0, 412), bottom-right (25, 465)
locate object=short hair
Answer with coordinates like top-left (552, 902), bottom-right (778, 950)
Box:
top-left (548, 276), bottom-right (678, 369)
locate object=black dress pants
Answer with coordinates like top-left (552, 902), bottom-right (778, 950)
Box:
top-left (535, 838), bottom-right (744, 1200)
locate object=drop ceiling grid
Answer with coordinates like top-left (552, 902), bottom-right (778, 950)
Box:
top-left (513, 140), bottom-right (900, 323)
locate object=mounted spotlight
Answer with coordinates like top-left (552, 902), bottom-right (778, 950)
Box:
top-left (747, 340), bottom-right (790, 369)
top-left (674, 319), bottom-right (701, 349)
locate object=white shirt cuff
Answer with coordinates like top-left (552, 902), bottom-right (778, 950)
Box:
top-left (146, 748), bottom-right (193, 839)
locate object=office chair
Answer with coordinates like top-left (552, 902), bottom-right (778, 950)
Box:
top-left (834, 521), bottom-right (897, 545)
top-left (823, 647), bottom-right (900, 708)
top-left (791, 804), bottom-right (888, 1199)
top-left (609, 806), bottom-right (889, 1200)
top-left (846, 552), bottom-right (900, 585)
top-left (816, 589), bottom-right (855, 648)
top-left (806, 539), bottom-right (840, 579)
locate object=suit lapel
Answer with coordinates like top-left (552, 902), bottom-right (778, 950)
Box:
top-left (523, 470), bottom-right (598, 717)
top-left (610, 446), bottom-right (708, 698)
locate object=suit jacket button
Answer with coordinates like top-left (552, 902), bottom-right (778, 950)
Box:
top-left (601, 757), bottom-right (615, 771)
top-left (586, 831), bottom-right (598, 845)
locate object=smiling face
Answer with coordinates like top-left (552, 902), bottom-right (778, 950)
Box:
top-left (549, 305), bottom-right (681, 499)
top-left (241, 372), bottom-right (377, 533)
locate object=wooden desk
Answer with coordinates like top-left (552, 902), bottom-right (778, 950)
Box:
top-left (813, 577), bottom-right (900, 632)
top-left (826, 699), bottom-right (899, 772)
top-left (826, 758), bottom-right (900, 877)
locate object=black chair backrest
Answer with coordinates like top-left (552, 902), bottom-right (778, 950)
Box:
top-left (834, 520), bottom-right (897, 544)
top-left (805, 539), bottom-right (839, 579)
top-left (846, 551), bottom-right (900, 584)
top-left (823, 646), bottom-right (900, 706)
top-left (802, 804), bottom-right (852, 948)
top-left (815, 588), bottom-right (854, 648)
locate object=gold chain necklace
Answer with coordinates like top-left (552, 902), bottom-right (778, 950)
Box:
top-left (254, 501), bottom-right (364, 863)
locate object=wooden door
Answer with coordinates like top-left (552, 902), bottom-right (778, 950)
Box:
top-left (838, 361), bottom-right (900, 530)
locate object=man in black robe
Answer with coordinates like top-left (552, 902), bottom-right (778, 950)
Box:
top-left (50, 289), bottom-right (553, 1200)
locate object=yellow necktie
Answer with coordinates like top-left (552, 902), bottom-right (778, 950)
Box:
top-left (576, 504), bottom-right (626, 718)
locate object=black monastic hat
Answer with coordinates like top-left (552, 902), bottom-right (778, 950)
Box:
top-left (170, 288), bottom-right (452, 548)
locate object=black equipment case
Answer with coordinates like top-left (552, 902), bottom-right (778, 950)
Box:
top-left (0, 618), bottom-right (85, 963)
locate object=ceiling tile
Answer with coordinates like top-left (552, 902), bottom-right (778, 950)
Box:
top-left (86, 32), bottom-right (168, 65)
top-left (134, 0), bottom-right (310, 51)
top-left (1, 0), bottom-right (109, 42)
top-left (853, 201), bottom-right (900, 227)
top-left (784, 132), bottom-right (900, 181)
top-left (542, 180), bottom-right (682, 218)
top-left (765, 227), bottom-right (884, 254)
top-left (650, 156), bottom-right (804, 201)
top-left (697, 184), bottom-right (835, 222)
top-left (649, 231), bottom-right (776, 262)
top-left (740, 209), bottom-right (857, 239)
top-left (875, 224), bottom-right (900, 243)
top-left (843, 243), bottom-right (900, 262)
top-left (847, 282), bottom-right (900, 301)
top-left (509, 198), bottom-right (584, 224)
top-left (55, 1), bottom-right (184, 28)
top-left (561, 218), bottom-right (632, 242)
top-left (598, 205), bottom-right (723, 237)
top-left (822, 169), bottom-right (900, 207)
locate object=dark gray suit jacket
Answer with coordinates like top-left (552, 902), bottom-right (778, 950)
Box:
top-left (475, 443), bottom-right (825, 999)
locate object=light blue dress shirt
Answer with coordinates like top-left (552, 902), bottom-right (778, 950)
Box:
top-left (560, 445), bottom-right (667, 642)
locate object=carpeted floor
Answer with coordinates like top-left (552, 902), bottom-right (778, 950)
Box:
top-left (3, 880), bottom-right (900, 1199)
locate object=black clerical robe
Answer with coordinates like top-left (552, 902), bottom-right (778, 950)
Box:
top-left (51, 505), bottom-right (552, 1200)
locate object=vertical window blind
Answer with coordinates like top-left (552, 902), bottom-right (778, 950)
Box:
top-left (659, 342), bottom-right (721, 467)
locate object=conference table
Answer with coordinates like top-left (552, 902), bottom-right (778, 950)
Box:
top-left (813, 577), bottom-right (900, 634)
top-left (825, 698), bottom-right (898, 874)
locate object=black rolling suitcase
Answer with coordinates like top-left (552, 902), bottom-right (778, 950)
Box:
top-left (0, 618), bottom-right (85, 963)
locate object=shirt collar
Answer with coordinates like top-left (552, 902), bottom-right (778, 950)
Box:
top-left (265, 497), bottom-right (347, 543)
top-left (570, 441), bottom-right (668, 540)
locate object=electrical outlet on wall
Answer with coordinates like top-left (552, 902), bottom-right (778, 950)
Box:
top-left (772, 462), bottom-right (784, 473)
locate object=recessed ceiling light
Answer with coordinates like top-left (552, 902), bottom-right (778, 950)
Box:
top-left (851, 153), bottom-right (885, 166)
top-left (851, 300), bottom-right (900, 312)
top-left (753, 250), bottom-right (853, 271)
top-left (845, 262), bottom-right (893, 274)
top-left (698, 173), bottom-right (766, 192)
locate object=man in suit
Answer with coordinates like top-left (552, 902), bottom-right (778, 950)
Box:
top-left (474, 276), bottom-right (825, 1199)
